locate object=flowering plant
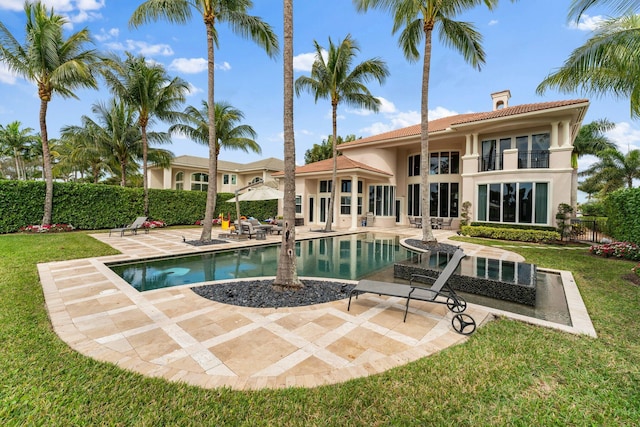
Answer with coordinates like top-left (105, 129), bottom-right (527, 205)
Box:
top-left (143, 220), bottom-right (166, 229)
top-left (589, 241), bottom-right (640, 261)
top-left (20, 223), bottom-right (75, 233)
top-left (195, 218), bottom-right (221, 226)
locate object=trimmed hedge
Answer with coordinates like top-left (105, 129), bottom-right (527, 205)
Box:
top-left (0, 180), bottom-right (277, 233)
top-left (604, 188), bottom-right (640, 244)
top-left (470, 222), bottom-right (557, 232)
top-left (460, 225), bottom-right (560, 243)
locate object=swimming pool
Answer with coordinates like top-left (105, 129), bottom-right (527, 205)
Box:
top-left (108, 233), bottom-right (415, 291)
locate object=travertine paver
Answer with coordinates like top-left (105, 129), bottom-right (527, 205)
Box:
top-left (37, 226), bottom-right (595, 390)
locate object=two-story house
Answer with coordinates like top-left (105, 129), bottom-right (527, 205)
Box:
top-left (280, 91), bottom-right (588, 230)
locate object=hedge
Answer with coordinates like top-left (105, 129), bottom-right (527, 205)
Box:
top-left (460, 225), bottom-right (560, 243)
top-left (0, 180), bottom-right (277, 233)
top-left (604, 188), bottom-right (640, 244)
top-left (469, 222), bottom-right (557, 232)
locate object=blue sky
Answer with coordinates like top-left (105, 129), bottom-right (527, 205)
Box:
top-left (1, 0), bottom-right (639, 171)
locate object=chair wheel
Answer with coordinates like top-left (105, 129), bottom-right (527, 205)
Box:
top-left (446, 295), bottom-right (467, 313)
top-left (452, 313), bottom-right (476, 335)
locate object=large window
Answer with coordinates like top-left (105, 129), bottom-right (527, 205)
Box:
top-left (407, 183), bottom-right (420, 216)
top-left (429, 183), bottom-right (459, 217)
top-left (223, 174), bottom-right (229, 185)
top-left (340, 196), bottom-right (351, 214)
top-left (429, 151), bottom-right (459, 175)
top-left (408, 154), bottom-right (420, 176)
top-left (190, 173), bottom-right (208, 191)
top-left (175, 172), bottom-right (184, 190)
top-left (477, 182), bottom-right (548, 224)
top-left (320, 180), bottom-right (332, 193)
top-left (368, 185), bottom-right (395, 216)
top-left (295, 195), bottom-right (302, 214)
top-left (518, 133), bottom-right (550, 169)
top-left (341, 179), bottom-right (351, 193)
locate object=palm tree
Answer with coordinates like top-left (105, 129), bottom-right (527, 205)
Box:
top-left (295, 35), bottom-right (389, 232)
top-left (353, 0), bottom-right (505, 243)
top-left (130, 0), bottom-right (279, 242)
top-left (537, 2), bottom-right (640, 118)
top-left (169, 101), bottom-right (261, 190)
top-left (569, 119), bottom-right (617, 208)
top-left (102, 53), bottom-right (187, 215)
top-left (0, 1), bottom-right (99, 225)
top-left (274, 0), bottom-right (301, 289)
top-left (0, 121), bottom-right (37, 180)
top-left (581, 148), bottom-right (640, 192)
top-left (304, 134), bottom-right (357, 164)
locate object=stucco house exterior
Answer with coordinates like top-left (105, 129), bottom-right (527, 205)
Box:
top-left (148, 155), bottom-right (284, 194)
top-left (276, 91), bottom-right (589, 230)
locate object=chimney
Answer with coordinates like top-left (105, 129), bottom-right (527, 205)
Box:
top-left (491, 90), bottom-right (511, 111)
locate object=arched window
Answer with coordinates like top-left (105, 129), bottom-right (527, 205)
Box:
top-left (191, 173), bottom-right (208, 191)
top-left (175, 172), bottom-right (184, 190)
top-left (250, 176), bottom-right (262, 184)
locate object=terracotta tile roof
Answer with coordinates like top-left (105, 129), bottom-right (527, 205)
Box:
top-left (272, 155), bottom-right (392, 177)
top-left (165, 155), bottom-right (284, 172)
top-left (340, 99), bottom-right (589, 148)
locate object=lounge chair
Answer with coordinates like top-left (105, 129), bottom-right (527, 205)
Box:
top-left (347, 248), bottom-right (476, 335)
top-left (409, 217), bottom-right (422, 228)
top-left (109, 216), bottom-right (148, 237)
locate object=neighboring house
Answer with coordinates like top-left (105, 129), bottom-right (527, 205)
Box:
top-left (148, 155), bottom-right (285, 193)
top-left (275, 90), bottom-right (589, 230)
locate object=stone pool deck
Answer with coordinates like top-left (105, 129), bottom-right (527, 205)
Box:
top-left (37, 226), bottom-right (595, 390)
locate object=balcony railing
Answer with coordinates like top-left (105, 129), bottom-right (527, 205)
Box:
top-left (479, 154), bottom-right (504, 172)
top-left (518, 150), bottom-right (549, 169)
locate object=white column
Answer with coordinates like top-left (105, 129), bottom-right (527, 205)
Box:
top-left (465, 134), bottom-right (471, 156)
top-left (351, 175), bottom-right (358, 230)
top-left (472, 133), bottom-right (479, 155)
top-left (550, 121), bottom-right (559, 148)
top-left (561, 120), bottom-right (571, 147)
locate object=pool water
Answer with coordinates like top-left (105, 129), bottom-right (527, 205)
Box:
top-left (109, 233), bottom-right (414, 292)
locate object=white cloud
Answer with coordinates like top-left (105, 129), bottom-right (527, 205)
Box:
top-left (0, 63), bottom-right (17, 84)
top-left (170, 58), bottom-right (207, 74)
top-left (358, 105), bottom-right (455, 136)
top-left (105, 40), bottom-right (174, 57)
top-left (607, 121), bottom-right (640, 152)
top-left (488, 19), bottom-right (498, 26)
top-left (215, 61), bottom-right (231, 71)
top-left (95, 27), bottom-right (119, 42)
top-left (186, 83), bottom-right (203, 97)
top-left (429, 106), bottom-right (458, 120)
top-left (568, 14), bottom-right (606, 31)
top-left (0, 0), bottom-right (24, 11)
top-left (293, 49), bottom-right (327, 72)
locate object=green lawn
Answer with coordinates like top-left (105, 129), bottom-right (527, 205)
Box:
top-left (1, 233), bottom-right (639, 425)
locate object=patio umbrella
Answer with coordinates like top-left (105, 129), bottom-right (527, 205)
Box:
top-left (226, 185), bottom-right (284, 203)
top-left (226, 184), bottom-right (283, 234)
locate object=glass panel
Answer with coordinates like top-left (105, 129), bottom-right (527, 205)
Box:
top-left (439, 183), bottom-right (449, 217)
top-left (489, 184), bottom-right (501, 222)
top-left (383, 186), bottom-right (390, 216)
top-left (481, 140), bottom-right (496, 171)
top-left (430, 153), bottom-right (439, 174)
top-left (357, 197), bottom-right (362, 215)
top-left (450, 183), bottom-right (459, 217)
top-left (340, 196), bottom-right (351, 214)
top-left (413, 155), bottom-right (420, 176)
top-left (440, 152), bottom-right (449, 174)
top-left (519, 182), bottom-right (533, 223)
top-left (368, 186), bottom-right (375, 213)
top-left (532, 133), bottom-right (550, 168)
top-left (408, 156), bottom-right (414, 177)
top-left (516, 136), bottom-right (528, 168)
top-left (503, 183), bottom-right (516, 222)
top-left (375, 185), bottom-right (382, 215)
top-left (295, 195), bottom-right (302, 214)
top-left (451, 152), bottom-right (460, 174)
top-left (430, 183), bottom-right (438, 217)
top-left (535, 183), bottom-right (548, 224)
top-left (223, 174), bottom-right (229, 184)
top-left (231, 175), bottom-right (236, 185)
top-left (478, 185), bottom-right (487, 221)
top-left (341, 179), bottom-right (351, 193)
top-left (358, 180), bottom-right (363, 194)
top-left (499, 138), bottom-right (511, 169)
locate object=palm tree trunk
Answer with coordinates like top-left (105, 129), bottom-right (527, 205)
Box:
top-left (200, 21), bottom-right (217, 241)
top-left (274, 0), bottom-right (302, 289)
top-left (420, 25), bottom-right (436, 243)
top-left (40, 98), bottom-right (53, 226)
top-left (120, 159), bottom-right (127, 187)
top-left (325, 102), bottom-right (338, 232)
top-left (13, 148), bottom-right (22, 180)
top-left (141, 124), bottom-right (149, 217)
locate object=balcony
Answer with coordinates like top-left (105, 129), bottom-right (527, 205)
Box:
top-left (518, 150), bottom-right (549, 169)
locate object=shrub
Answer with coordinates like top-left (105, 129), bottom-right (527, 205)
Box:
top-left (603, 188), bottom-right (640, 244)
top-left (460, 225), bottom-right (560, 243)
top-left (589, 241), bottom-right (640, 261)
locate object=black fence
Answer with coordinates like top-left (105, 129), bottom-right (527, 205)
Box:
top-left (569, 218), bottom-right (606, 243)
